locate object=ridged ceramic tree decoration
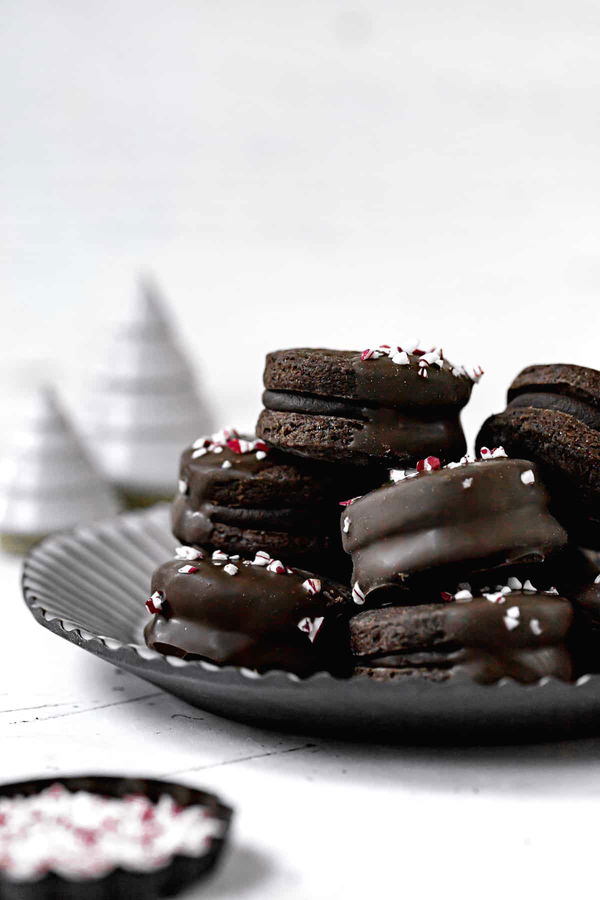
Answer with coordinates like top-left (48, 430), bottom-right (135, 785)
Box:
top-left (0, 387), bottom-right (121, 553)
top-left (80, 278), bottom-right (213, 506)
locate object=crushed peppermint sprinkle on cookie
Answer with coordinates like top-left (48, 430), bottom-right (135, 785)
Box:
top-left (530, 618), bottom-right (543, 636)
top-left (223, 563), bottom-right (238, 576)
top-left (252, 550), bottom-right (271, 566)
top-left (352, 582), bottom-right (366, 605)
top-left (343, 517), bottom-right (351, 534)
top-left (454, 588), bottom-right (473, 602)
top-left (507, 576), bottom-right (522, 590)
top-left (339, 496), bottom-right (362, 506)
top-left (503, 607), bottom-right (520, 630)
top-left (0, 784), bottom-right (224, 881)
top-left (522, 579), bottom-right (536, 592)
top-left (221, 460), bottom-right (232, 469)
top-left (440, 591), bottom-right (454, 602)
top-left (256, 451), bottom-right (267, 460)
top-left (521, 469), bottom-right (535, 485)
top-left (302, 578), bottom-right (322, 595)
top-left (462, 478), bottom-right (473, 489)
top-left (177, 479), bottom-right (188, 494)
top-left (178, 565), bottom-right (199, 575)
top-left (174, 546), bottom-right (204, 561)
top-left (595, 574), bottom-right (600, 584)
top-left (190, 430), bottom-right (267, 458)
top-left (211, 550), bottom-right (229, 562)
top-left (358, 343), bottom-right (480, 380)
top-left (145, 591), bottom-right (164, 614)
top-left (297, 616), bottom-right (325, 643)
top-left (416, 456), bottom-right (441, 472)
top-left (267, 560), bottom-right (287, 574)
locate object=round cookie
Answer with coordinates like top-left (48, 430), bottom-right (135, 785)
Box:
top-left (173, 428), bottom-right (380, 576)
top-left (476, 363), bottom-right (600, 547)
top-left (341, 454), bottom-right (568, 605)
top-left (144, 547), bottom-right (352, 677)
top-left (350, 589), bottom-right (574, 684)
top-left (256, 345), bottom-right (479, 466)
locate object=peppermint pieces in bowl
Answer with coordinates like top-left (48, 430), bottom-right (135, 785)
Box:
top-left (0, 778), bottom-right (231, 889)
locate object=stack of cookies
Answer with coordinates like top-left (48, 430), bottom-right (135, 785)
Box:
top-left (144, 345), bottom-right (600, 685)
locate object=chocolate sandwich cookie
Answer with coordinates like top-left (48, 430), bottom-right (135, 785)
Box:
top-left (173, 428), bottom-right (378, 575)
top-left (341, 453), bottom-right (568, 605)
top-left (350, 588), bottom-right (574, 683)
top-left (144, 547), bottom-right (352, 676)
top-left (256, 345), bottom-right (480, 466)
top-left (476, 363), bottom-right (600, 547)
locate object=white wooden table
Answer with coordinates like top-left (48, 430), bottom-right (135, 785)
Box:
top-left (2, 550), bottom-right (598, 899)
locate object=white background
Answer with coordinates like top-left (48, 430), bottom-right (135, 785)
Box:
top-left (2, 4), bottom-right (600, 898)
top-left (1, 0), bottom-right (599, 443)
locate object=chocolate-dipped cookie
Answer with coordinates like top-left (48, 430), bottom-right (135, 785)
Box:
top-left (476, 363), bottom-right (600, 547)
top-left (256, 345), bottom-right (480, 466)
top-left (173, 428), bottom-right (379, 576)
top-left (341, 453), bottom-right (568, 605)
top-left (144, 547), bottom-right (352, 676)
top-left (350, 588), bottom-right (574, 683)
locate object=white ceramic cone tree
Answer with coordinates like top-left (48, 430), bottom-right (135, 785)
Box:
top-left (81, 278), bottom-right (213, 504)
top-left (0, 387), bottom-right (121, 552)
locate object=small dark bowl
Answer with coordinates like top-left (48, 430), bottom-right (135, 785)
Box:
top-left (0, 775), bottom-right (233, 900)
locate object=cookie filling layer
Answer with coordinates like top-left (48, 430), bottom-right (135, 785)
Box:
top-left (262, 392), bottom-right (467, 463)
top-left (507, 391), bottom-right (600, 432)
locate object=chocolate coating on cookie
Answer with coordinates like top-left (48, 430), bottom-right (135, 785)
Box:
top-left (173, 431), bottom-right (379, 573)
top-left (257, 347), bottom-right (475, 466)
top-left (341, 458), bottom-right (568, 601)
top-left (477, 364), bottom-right (600, 547)
top-left (350, 592), bottom-right (573, 683)
top-left (144, 552), bottom-right (352, 676)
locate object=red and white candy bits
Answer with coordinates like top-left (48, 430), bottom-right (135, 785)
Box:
top-left (359, 343), bottom-right (482, 382)
top-left (191, 429), bottom-right (268, 460)
top-left (0, 784), bottom-right (224, 881)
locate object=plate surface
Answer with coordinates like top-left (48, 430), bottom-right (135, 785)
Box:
top-left (21, 505), bottom-right (600, 743)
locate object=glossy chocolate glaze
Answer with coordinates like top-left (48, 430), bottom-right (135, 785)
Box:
top-left (342, 459), bottom-right (568, 599)
top-left (351, 353), bottom-right (473, 409)
top-left (262, 389), bottom-right (467, 464)
top-left (144, 555), bottom-right (352, 676)
top-left (352, 593), bottom-right (573, 683)
top-left (173, 441), bottom-right (346, 548)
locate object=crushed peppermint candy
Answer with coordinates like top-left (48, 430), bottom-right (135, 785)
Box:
top-left (339, 496), bottom-right (362, 507)
top-left (177, 479), bottom-right (188, 495)
top-left (251, 550), bottom-right (271, 566)
top-left (211, 550), bottom-right (229, 563)
top-left (297, 616), bottom-right (325, 643)
top-left (174, 546), bottom-right (204, 561)
top-left (507, 576), bottom-right (522, 591)
top-left (343, 517), bottom-right (351, 534)
top-left (358, 343), bottom-right (482, 382)
top-left (177, 565), bottom-right (198, 575)
top-left (352, 582), bottom-right (366, 605)
top-left (416, 456), bottom-right (441, 473)
top-left (190, 429), bottom-right (268, 459)
top-left (0, 784), bottom-right (224, 881)
top-left (302, 578), bottom-right (322, 595)
top-left (530, 618), bottom-right (543, 636)
top-left (503, 606), bottom-right (521, 631)
top-left (221, 460), bottom-right (232, 469)
top-left (595, 574), bottom-right (600, 584)
top-left (223, 563), bottom-right (238, 576)
top-left (267, 559), bottom-right (287, 574)
top-left (479, 446), bottom-right (508, 460)
top-left (145, 591), bottom-right (165, 615)
top-left (521, 469), bottom-right (535, 485)
top-left (462, 478), bottom-right (473, 489)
